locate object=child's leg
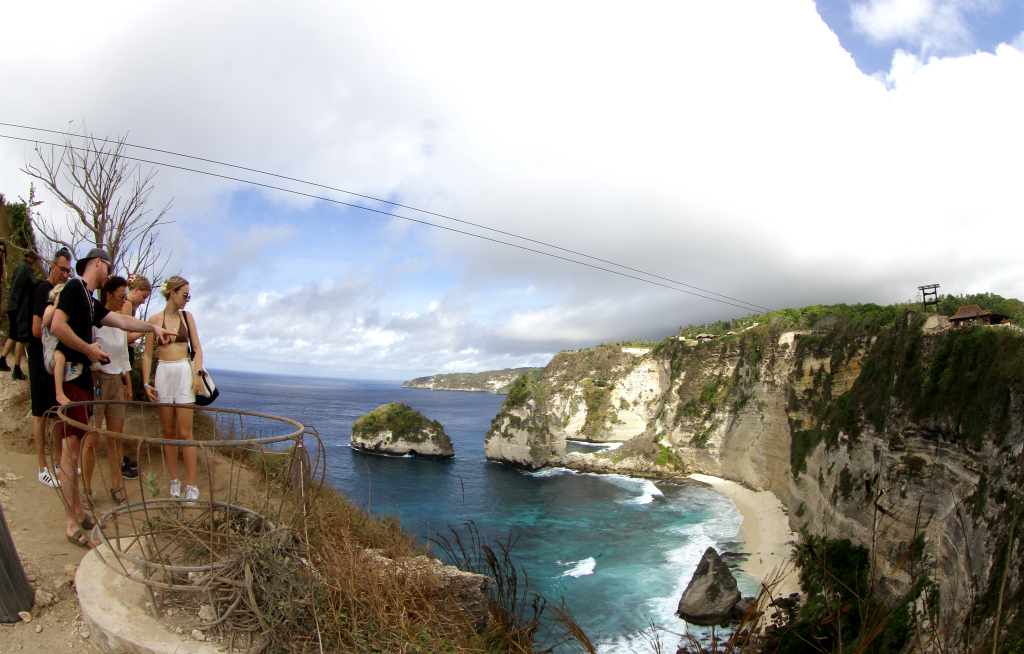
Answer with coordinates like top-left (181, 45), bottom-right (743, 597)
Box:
top-left (54, 352), bottom-right (69, 405)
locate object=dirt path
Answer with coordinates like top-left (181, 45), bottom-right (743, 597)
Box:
top-left (0, 374), bottom-right (92, 651)
top-left (0, 372), bottom-right (252, 652)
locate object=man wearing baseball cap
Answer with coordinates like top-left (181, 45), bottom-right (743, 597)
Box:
top-left (50, 248), bottom-right (173, 547)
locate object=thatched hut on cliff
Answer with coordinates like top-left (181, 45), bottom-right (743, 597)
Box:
top-left (948, 304), bottom-right (1010, 328)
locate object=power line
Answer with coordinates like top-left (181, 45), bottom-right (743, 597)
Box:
top-left (0, 126), bottom-right (771, 313)
top-left (3, 121), bottom-right (771, 312)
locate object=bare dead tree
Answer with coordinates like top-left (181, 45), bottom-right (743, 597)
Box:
top-left (21, 124), bottom-right (172, 280)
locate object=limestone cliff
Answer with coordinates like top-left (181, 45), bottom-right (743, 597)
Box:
top-left (485, 307), bottom-right (1024, 646)
top-left (483, 376), bottom-right (564, 471)
top-left (351, 402), bottom-right (454, 459)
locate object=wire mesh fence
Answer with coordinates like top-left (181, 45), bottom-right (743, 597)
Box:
top-left (46, 401), bottom-right (325, 620)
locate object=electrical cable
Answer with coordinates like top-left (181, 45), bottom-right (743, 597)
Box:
top-left (1, 121), bottom-right (771, 312)
top-left (0, 126), bottom-right (770, 313)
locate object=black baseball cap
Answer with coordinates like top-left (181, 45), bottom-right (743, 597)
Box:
top-left (75, 248), bottom-right (111, 276)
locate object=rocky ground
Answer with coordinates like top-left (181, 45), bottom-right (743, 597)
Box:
top-left (0, 369), bottom-right (259, 652)
top-left (0, 372), bottom-right (94, 652)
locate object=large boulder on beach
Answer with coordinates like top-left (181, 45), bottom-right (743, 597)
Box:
top-left (351, 403), bottom-right (454, 459)
top-left (676, 547), bottom-right (741, 625)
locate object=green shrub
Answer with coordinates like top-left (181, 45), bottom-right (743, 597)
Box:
top-left (351, 402), bottom-right (448, 446)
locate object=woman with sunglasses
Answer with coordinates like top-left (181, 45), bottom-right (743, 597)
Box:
top-left (141, 275), bottom-right (204, 503)
top-left (121, 274), bottom-right (152, 358)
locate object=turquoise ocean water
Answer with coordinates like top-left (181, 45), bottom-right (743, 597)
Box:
top-left (212, 370), bottom-right (756, 651)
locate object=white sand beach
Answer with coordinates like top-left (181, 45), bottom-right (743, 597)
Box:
top-left (689, 473), bottom-right (801, 598)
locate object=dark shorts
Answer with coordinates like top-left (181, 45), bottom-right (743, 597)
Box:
top-left (6, 309), bottom-right (27, 343)
top-left (28, 355), bottom-right (58, 418)
top-left (59, 383), bottom-right (92, 440)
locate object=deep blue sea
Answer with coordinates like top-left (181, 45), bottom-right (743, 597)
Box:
top-left (212, 369), bottom-right (755, 652)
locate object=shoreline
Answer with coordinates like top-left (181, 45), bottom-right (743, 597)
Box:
top-left (688, 473), bottom-right (801, 598)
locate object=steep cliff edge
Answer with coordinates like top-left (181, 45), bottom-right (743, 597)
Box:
top-left (486, 305), bottom-right (1024, 647)
top-left (351, 402), bottom-right (454, 459)
top-left (483, 376), bottom-right (564, 470)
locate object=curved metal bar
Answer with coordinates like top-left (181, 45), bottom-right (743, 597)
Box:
top-left (56, 400), bottom-right (305, 446)
top-left (92, 544), bottom-right (212, 593)
top-left (94, 499), bottom-right (272, 573)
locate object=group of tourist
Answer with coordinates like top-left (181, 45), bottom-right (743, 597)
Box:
top-left (1, 241), bottom-right (206, 548)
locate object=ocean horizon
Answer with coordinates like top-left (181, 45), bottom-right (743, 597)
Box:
top-left (211, 368), bottom-right (755, 651)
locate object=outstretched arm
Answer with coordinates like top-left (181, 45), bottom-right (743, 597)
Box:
top-left (100, 311), bottom-right (172, 345)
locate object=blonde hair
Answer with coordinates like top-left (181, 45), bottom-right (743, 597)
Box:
top-left (160, 275), bottom-right (189, 299)
top-left (49, 283), bottom-right (65, 302)
top-left (127, 274), bottom-right (151, 292)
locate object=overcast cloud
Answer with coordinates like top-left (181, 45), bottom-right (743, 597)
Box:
top-left (1, 1), bottom-right (1022, 378)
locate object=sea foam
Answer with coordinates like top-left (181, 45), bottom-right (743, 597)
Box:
top-left (558, 557), bottom-right (597, 578)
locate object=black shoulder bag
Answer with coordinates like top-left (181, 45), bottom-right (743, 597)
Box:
top-left (181, 310), bottom-right (218, 406)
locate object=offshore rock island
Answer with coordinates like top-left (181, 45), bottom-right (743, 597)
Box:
top-left (481, 298), bottom-right (1024, 646)
top-left (351, 402), bottom-right (455, 459)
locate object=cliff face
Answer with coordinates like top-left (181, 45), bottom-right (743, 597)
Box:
top-left (483, 376), bottom-right (564, 470)
top-left (485, 315), bottom-right (1024, 645)
top-left (351, 403), bottom-right (454, 459)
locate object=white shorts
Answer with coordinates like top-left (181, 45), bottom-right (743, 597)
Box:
top-left (154, 359), bottom-right (196, 404)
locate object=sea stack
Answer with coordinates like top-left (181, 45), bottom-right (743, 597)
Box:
top-left (676, 547), bottom-right (741, 626)
top-left (351, 402), bottom-right (454, 459)
top-left (484, 376), bottom-right (565, 471)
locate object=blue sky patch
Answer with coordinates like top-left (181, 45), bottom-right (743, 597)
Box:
top-left (815, 0), bottom-right (1024, 77)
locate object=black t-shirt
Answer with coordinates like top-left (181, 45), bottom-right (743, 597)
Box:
top-left (54, 278), bottom-right (111, 390)
top-left (28, 280), bottom-right (55, 361)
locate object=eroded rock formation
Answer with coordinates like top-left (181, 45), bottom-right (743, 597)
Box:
top-left (350, 402), bottom-right (454, 459)
top-left (676, 547), bottom-right (741, 626)
top-left (484, 376), bottom-right (563, 470)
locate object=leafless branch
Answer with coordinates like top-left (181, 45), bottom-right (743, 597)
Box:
top-left (21, 122), bottom-right (173, 276)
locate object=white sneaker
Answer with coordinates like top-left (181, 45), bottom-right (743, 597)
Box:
top-left (184, 485), bottom-right (199, 506)
top-left (169, 479), bottom-right (182, 498)
top-left (38, 468), bottom-right (59, 488)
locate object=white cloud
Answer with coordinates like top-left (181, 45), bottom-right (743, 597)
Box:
top-left (2, 1), bottom-right (1024, 377)
top-left (850, 0), bottom-right (1002, 55)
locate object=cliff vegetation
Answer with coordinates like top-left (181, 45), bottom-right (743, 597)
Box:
top-left (486, 296), bottom-right (1024, 652)
top-left (351, 402), bottom-right (454, 458)
top-left (403, 367), bottom-right (543, 393)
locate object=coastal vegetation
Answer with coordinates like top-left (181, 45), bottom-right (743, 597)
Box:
top-left (486, 295), bottom-right (1024, 652)
top-left (351, 402), bottom-right (455, 458)
top-left (403, 367), bottom-right (543, 393)
top-left (353, 402), bottom-right (449, 446)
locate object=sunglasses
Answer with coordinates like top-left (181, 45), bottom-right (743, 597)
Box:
top-left (174, 290), bottom-right (192, 300)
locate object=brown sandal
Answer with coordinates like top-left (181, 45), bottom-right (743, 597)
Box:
top-left (67, 529), bottom-right (93, 549)
top-left (81, 489), bottom-right (94, 510)
top-left (110, 487), bottom-right (128, 507)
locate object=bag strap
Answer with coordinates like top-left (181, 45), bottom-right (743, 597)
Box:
top-left (78, 279), bottom-right (94, 332)
top-left (181, 310), bottom-right (197, 362)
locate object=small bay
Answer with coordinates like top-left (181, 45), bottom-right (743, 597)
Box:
top-left (213, 369), bottom-right (754, 651)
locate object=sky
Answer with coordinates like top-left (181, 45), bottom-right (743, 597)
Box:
top-left (1, 1), bottom-right (1022, 379)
